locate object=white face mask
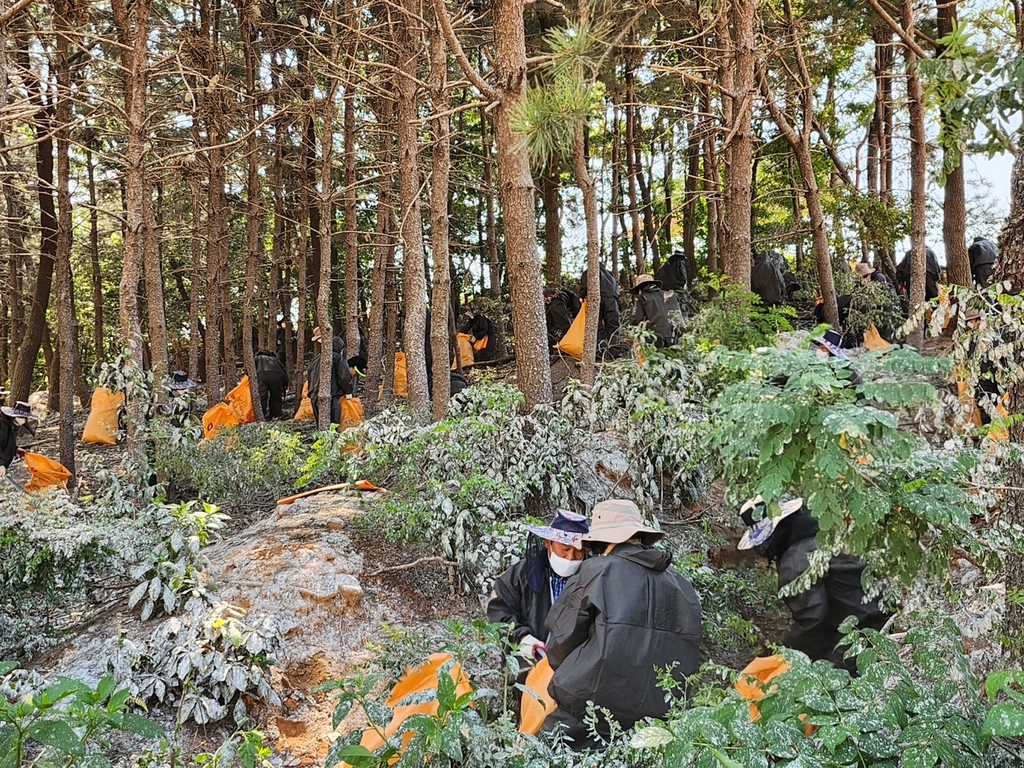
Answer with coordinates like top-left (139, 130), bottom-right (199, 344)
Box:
top-left (549, 552), bottom-right (581, 578)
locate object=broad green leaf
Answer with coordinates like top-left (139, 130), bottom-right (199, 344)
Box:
top-left (327, 745), bottom-right (382, 768)
top-left (26, 720), bottom-right (85, 756)
top-left (902, 745), bottom-right (939, 768)
top-left (982, 702), bottom-right (1024, 737)
top-left (436, 670), bottom-right (457, 714)
top-left (630, 726), bottom-right (675, 749)
top-left (332, 697), bottom-right (354, 729)
top-left (117, 711), bottom-right (165, 740)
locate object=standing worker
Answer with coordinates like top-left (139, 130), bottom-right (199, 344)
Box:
top-left (751, 251), bottom-right (787, 307)
top-left (579, 263), bottom-right (621, 347)
top-left (307, 329), bottom-right (353, 426)
top-left (255, 349), bottom-right (289, 420)
top-left (544, 286), bottom-right (581, 351)
top-left (969, 237), bottom-right (998, 288)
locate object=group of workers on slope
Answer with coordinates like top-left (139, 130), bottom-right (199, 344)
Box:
top-left (545, 250), bottom-right (690, 354)
top-left (487, 489), bottom-right (889, 750)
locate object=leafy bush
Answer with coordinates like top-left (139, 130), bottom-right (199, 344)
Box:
top-left (689, 275), bottom-right (796, 351)
top-left (128, 501), bottom-right (227, 620)
top-left (632, 619), bottom-right (999, 767)
top-left (0, 663), bottom-right (165, 768)
top-left (110, 602), bottom-right (281, 726)
top-left (306, 386), bottom-right (576, 586)
top-left (704, 343), bottom-right (999, 587)
top-left (155, 423), bottom-right (308, 514)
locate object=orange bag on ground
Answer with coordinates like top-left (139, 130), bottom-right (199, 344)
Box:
top-left (862, 324), bottom-right (891, 352)
top-left (294, 383), bottom-right (314, 421)
top-left (23, 452), bottom-right (72, 492)
top-left (735, 655), bottom-right (814, 736)
top-left (452, 333), bottom-right (475, 369)
top-left (339, 396), bottom-right (364, 431)
top-left (555, 299), bottom-right (586, 360)
top-left (954, 375), bottom-right (984, 431)
top-left (225, 376), bottom-right (256, 424)
top-left (473, 335), bottom-right (489, 352)
top-left (203, 401), bottom-right (241, 439)
top-left (393, 353), bottom-right (408, 398)
top-left (343, 654), bottom-right (472, 767)
top-left (82, 388), bottom-right (124, 445)
top-left (519, 656), bottom-right (557, 735)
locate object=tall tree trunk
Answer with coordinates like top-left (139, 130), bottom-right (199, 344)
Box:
top-left (722, 0), bottom-right (757, 288)
top-left (396, 0), bottom-right (430, 413)
top-left (541, 155), bottom-right (562, 285)
top-left (364, 96), bottom-right (395, 417)
top-left (143, 184), bottom-right (168, 381)
top-left (54, 0), bottom-right (76, 483)
top-left (764, 0), bottom-right (837, 324)
top-left (610, 107), bottom-right (621, 280)
top-left (111, 0), bottom-right (151, 455)
top-left (683, 102), bottom-right (699, 283)
top-left (239, 0), bottom-right (264, 420)
top-left (702, 82), bottom-right (720, 273)
top-left (936, 0), bottom-right (970, 287)
top-left (429, 16), bottom-right (452, 420)
top-left (187, 174), bottom-right (203, 380)
top-left (575, 129), bottom-right (600, 384)
top-left (315, 36), bottom-right (340, 430)
top-left (343, 30), bottom-right (361, 359)
top-left (480, 107), bottom-right (508, 357)
top-left (903, 0), bottom-right (927, 349)
top-left (87, 146), bottom-right (104, 364)
top-left (9, 58), bottom-right (57, 402)
top-left (625, 70), bottom-right (644, 275)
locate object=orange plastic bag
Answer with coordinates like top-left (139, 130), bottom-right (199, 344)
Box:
top-left (343, 654), bottom-right (473, 767)
top-left (294, 383), bottom-right (314, 421)
top-left (82, 388), bottom-right (124, 445)
top-left (735, 655), bottom-right (814, 736)
top-left (555, 299), bottom-right (586, 360)
top-left (203, 401), bottom-right (241, 439)
top-left (339, 396), bottom-right (364, 431)
top-left (23, 452), bottom-right (72, 492)
top-left (473, 335), bottom-right (489, 352)
top-left (862, 324), bottom-right (890, 352)
top-left (393, 353), bottom-right (408, 398)
top-left (225, 376), bottom-right (256, 424)
top-left (452, 333), bottom-right (475, 369)
top-left (954, 375), bottom-right (984, 431)
top-left (519, 656), bottom-right (556, 735)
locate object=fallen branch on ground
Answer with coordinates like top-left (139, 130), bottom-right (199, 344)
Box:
top-left (364, 556), bottom-right (460, 579)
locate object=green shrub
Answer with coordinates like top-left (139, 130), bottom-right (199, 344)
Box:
top-left (689, 275), bottom-right (796, 351)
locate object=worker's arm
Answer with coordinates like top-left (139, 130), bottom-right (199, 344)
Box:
top-left (544, 572), bottom-right (596, 670)
top-left (485, 567), bottom-right (534, 643)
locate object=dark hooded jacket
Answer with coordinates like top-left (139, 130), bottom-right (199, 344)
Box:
top-left (0, 415), bottom-right (16, 469)
top-left (307, 336), bottom-right (353, 401)
top-left (461, 313), bottom-right (498, 361)
top-left (760, 510), bottom-right (890, 671)
top-left (969, 238), bottom-right (998, 287)
top-left (579, 265), bottom-right (621, 344)
top-left (629, 284), bottom-right (676, 348)
top-left (655, 252), bottom-right (688, 291)
top-left (751, 253), bottom-right (787, 307)
top-left (896, 248), bottom-right (941, 300)
top-left (487, 559), bottom-right (552, 644)
top-left (545, 544), bottom-right (701, 728)
top-left (546, 290), bottom-right (580, 349)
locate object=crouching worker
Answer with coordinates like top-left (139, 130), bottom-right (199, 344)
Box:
top-left (738, 495), bottom-right (891, 672)
top-left (542, 500), bottom-right (702, 750)
top-left (487, 510), bottom-right (590, 662)
top-left (0, 400), bottom-right (38, 479)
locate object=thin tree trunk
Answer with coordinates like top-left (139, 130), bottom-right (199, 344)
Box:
top-left (54, 0), bottom-right (76, 483)
top-left (480, 107), bottom-right (509, 358)
top-left (575, 129), bottom-right (600, 384)
top-left (904, 0), bottom-right (927, 349)
top-left (87, 146), bottom-right (104, 365)
top-left (396, 0), bottom-right (430, 413)
top-left (541, 155), bottom-right (562, 285)
top-left (625, 70), bottom-right (644, 275)
top-left (143, 184), bottom-right (168, 381)
top-left (722, 0), bottom-right (757, 288)
top-left (315, 45), bottom-right (340, 430)
top-left (610, 107), bottom-right (621, 280)
top-left (936, 0), bottom-right (970, 287)
top-left (343, 30), bottom-right (361, 358)
top-left (683, 102), bottom-right (699, 283)
top-left (430, 15), bottom-right (452, 420)
top-left (187, 175), bottom-right (203, 380)
top-left (364, 98), bottom-right (394, 417)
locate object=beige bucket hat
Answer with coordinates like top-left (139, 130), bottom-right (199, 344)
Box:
top-left (629, 274), bottom-right (662, 294)
top-left (581, 499), bottom-right (664, 545)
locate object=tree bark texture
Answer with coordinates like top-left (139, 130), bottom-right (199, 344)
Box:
top-left (903, 0), bottom-right (927, 349)
top-left (430, 16), bottom-right (452, 420)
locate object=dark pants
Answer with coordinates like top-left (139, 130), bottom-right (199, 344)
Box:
top-left (599, 295), bottom-right (620, 346)
top-left (258, 371), bottom-right (288, 419)
top-left (310, 395), bottom-right (341, 427)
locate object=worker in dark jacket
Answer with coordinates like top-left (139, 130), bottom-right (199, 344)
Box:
top-left (544, 286), bottom-right (580, 350)
top-left (543, 499), bottom-right (702, 750)
top-left (628, 275), bottom-right (676, 348)
top-left (487, 509), bottom-right (590, 659)
top-left (738, 495), bottom-right (890, 672)
top-left (896, 247), bottom-right (941, 300)
top-left (0, 399), bottom-right (37, 479)
top-left (461, 310), bottom-right (497, 362)
top-left (255, 349), bottom-right (289, 419)
top-left (307, 330), bottom-right (353, 425)
top-left (655, 249), bottom-right (688, 291)
top-left (579, 263), bottom-right (621, 346)
top-left (969, 237), bottom-right (998, 288)
top-left (751, 251), bottom-right (787, 307)
top-left (164, 371), bottom-right (198, 428)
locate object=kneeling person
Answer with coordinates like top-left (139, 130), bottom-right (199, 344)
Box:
top-left (543, 499), bottom-right (701, 750)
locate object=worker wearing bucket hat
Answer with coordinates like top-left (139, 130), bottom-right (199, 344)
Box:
top-left (738, 494), bottom-right (890, 671)
top-left (487, 510), bottom-right (590, 662)
top-left (541, 499), bottom-right (701, 749)
top-left (0, 401), bottom-right (38, 479)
